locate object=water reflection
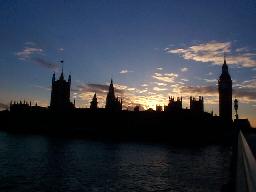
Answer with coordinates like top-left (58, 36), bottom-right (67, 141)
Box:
top-left (0, 132), bottom-right (231, 192)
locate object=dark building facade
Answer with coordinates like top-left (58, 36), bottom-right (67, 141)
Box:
top-left (190, 96), bottom-right (204, 113)
top-left (218, 57), bottom-right (232, 121)
top-left (156, 105), bottom-right (163, 112)
top-left (105, 79), bottom-right (122, 111)
top-left (164, 96), bottom-right (182, 112)
top-left (10, 101), bottom-right (47, 112)
top-left (50, 71), bottom-right (74, 111)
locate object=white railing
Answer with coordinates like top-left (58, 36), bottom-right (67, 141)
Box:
top-left (236, 131), bottom-right (256, 192)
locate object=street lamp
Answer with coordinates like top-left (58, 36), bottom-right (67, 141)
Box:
top-left (234, 99), bottom-right (238, 120)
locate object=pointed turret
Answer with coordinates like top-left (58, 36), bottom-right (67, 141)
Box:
top-left (59, 71), bottom-right (64, 81)
top-left (105, 79), bottom-right (122, 111)
top-left (68, 73), bottom-right (71, 85)
top-left (90, 93), bottom-right (98, 110)
top-left (222, 54), bottom-right (229, 75)
top-left (52, 72), bottom-right (56, 84)
top-left (59, 60), bottom-right (64, 81)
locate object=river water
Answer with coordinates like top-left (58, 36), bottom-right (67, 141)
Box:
top-left (0, 132), bottom-right (231, 192)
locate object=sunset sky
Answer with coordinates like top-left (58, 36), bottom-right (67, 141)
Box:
top-left (0, 0), bottom-right (256, 126)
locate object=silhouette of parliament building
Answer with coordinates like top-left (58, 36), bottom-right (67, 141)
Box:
top-left (164, 96), bottom-right (182, 112)
top-left (50, 70), bottom-right (75, 111)
top-left (3, 56), bottom-right (244, 142)
top-left (8, 57), bottom-right (233, 117)
top-left (8, 57), bottom-right (233, 121)
top-left (190, 96), bottom-right (204, 113)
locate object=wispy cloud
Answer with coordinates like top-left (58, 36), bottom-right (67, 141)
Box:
top-left (58, 48), bottom-right (64, 51)
top-left (236, 47), bottom-right (248, 52)
top-left (24, 41), bottom-right (36, 46)
top-left (120, 69), bottom-right (133, 74)
top-left (153, 87), bottom-right (167, 91)
top-left (16, 47), bottom-right (43, 60)
top-left (32, 84), bottom-right (51, 91)
top-left (156, 67), bottom-right (163, 70)
top-left (166, 41), bottom-right (256, 68)
top-left (0, 102), bottom-right (8, 110)
top-left (154, 82), bottom-right (167, 86)
top-left (16, 43), bottom-right (61, 70)
top-left (181, 67), bottom-right (188, 72)
top-left (75, 83), bottom-right (124, 95)
top-left (152, 72), bottom-right (178, 83)
top-left (204, 79), bottom-right (217, 83)
top-left (32, 58), bottom-right (60, 70)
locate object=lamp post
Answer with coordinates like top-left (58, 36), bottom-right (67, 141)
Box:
top-left (234, 99), bottom-right (238, 120)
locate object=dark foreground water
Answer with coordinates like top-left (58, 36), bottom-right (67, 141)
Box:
top-left (0, 132), bottom-right (231, 192)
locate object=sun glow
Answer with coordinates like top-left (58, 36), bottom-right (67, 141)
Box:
top-left (144, 99), bottom-right (166, 110)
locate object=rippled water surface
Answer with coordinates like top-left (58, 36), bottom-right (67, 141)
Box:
top-left (0, 132), bottom-right (231, 192)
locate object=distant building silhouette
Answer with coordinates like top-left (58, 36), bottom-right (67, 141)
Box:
top-left (90, 93), bottom-right (98, 110)
top-left (10, 101), bottom-right (46, 112)
top-left (50, 70), bottom-right (74, 111)
top-left (218, 56), bottom-right (232, 121)
top-left (164, 96), bottom-right (182, 112)
top-left (134, 105), bottom-right (140, 112)
top-left (105, 79), bottom-right (122, 111)
top-left (156, 105), bottom-right (163, 112)
top-left (190, 96), bottom-right (204, 113)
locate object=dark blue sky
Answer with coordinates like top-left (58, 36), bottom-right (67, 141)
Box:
top-left (0, 0), bottom-right (256, 125)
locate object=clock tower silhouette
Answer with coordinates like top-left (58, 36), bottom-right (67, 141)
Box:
top-left (218, 55), bottom-right (232, 122)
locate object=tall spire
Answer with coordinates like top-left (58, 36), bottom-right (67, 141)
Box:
top-left (109, 78), bottom-right (114, 92)
top-left (52, 72), bottom-right (55, 84)
top-left (68, 72), bottom-right (71, 84)
top-left (61, 60), bottom-right (64, 72)
top-left (222, 53), bottom-right (228, 74)
top-left (224, 52), bottom-right (226, 65)
top-left (60, 60), bottom-right (64, 80)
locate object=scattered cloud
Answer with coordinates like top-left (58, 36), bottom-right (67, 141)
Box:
top-left (0, 102), bottom-right (8, 110)
top-left (166, 41), bottom-right (256, 68)
top-left (16, 43), bottom-right (62, 70)
top-left (141, 84), bottom-right (148, 87)
top-left (120, 69), bottom-right (133, 74)
top-left (24, 41), bottom-right (36, 46)
top-left (156, 67), bottom-right (163, 70)
top-left (152, 72), bottom-right (178, 83)
top-left (127, 88), bottom-right (136, 91)
top-left (179, 85), bottom-right (217, 96)
top-left (16, 47), bottom-right (43, 60)
top-left (234, 89), bottom-right (256, 103)
top-left (154, 82), bottom-right (167, 86)
top-left (76, 83), bottom-right (124, 94)
top-left (153, 87), bottom-right (168, 91)
top-left (236, 47), bottom-right (248, 52)
top-left (58, 48), bottom-right (64, 51)
top-left (207, 72), bottom-right (213, 76)
top-left (204, 79), bottom-right (217, 83)
top-left (181, 67), bottom-right (188, 72)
